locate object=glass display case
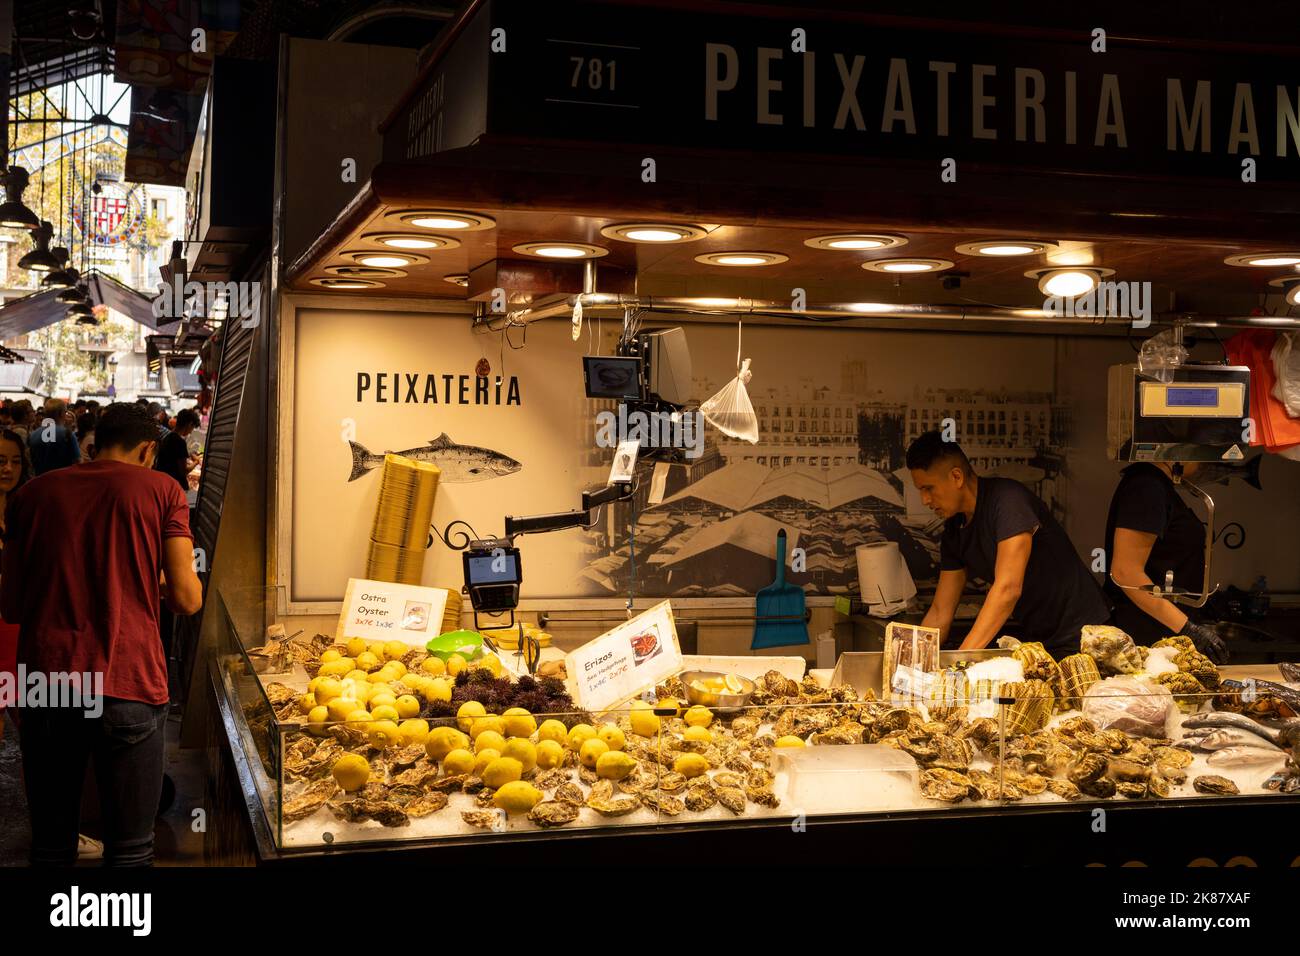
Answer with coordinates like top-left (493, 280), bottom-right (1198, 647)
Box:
top-left (214, 586), bottom-right (1300, 853)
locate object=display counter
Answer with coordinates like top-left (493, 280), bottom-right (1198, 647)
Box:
top-left (207, 587), bottom-right (1300, 866)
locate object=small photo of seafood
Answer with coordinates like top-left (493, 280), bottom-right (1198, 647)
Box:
top-left (629, 627), bottom-right (662, 666)
top-left (401, 601), bottom-right (431, 631)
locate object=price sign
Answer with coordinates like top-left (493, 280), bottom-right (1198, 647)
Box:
top-left (568, 600), bottom-right (681, 714)
top-left (335, 578), bottom-right (450, 646)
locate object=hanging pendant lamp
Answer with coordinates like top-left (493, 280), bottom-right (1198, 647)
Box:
top-left (41, 247), bottom-right (75, 288)
top-left (57, 277), bottom-right (88, 304)
top-left (0, 167), bottom-right (41, 230)
top-left (66, 301), bottom-right (96, 321)
top-left (19, 221), bottom-right (62, 272)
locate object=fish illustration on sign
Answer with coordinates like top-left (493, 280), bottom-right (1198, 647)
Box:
top-left (347, 434), bottom-right (522, 482)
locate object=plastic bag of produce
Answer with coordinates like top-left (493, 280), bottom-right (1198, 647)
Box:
top-left (1080, 624), bottom-right (1144, 675)
top-left (1082, 676), bottom-right (1173, 737)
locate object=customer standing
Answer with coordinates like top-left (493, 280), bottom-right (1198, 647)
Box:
top-left (1, 403), bottom-right (203, 866)
top-left (155, 408), bottom-right (200, 490)
top-left (27, 398), bottom-right (82, 474)
top-left (0, 428), bottom-right (32, 741)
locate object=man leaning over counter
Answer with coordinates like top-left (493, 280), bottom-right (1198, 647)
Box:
top-left (907, 431), bottom-right (1111, 655)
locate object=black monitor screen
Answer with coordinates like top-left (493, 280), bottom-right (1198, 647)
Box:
top-left (465, 552), bottom-right (520, 585)
top-left (583, 355), bottom-right (642, 400)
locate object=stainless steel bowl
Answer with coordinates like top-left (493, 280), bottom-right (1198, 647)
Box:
top-left (680, 670), bottom-right (756, 714)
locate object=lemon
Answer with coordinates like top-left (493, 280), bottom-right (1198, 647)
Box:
top-left (673, 753), bottom-right (709, 778)
top-left (344, 669), bottom-right (370, 685)
top-left (597, 724), bottom-right (626, 751)
top-left (423, 678), bottom-right (453, 704)
top-left (332, 754), bottom-right (370, 791)
top-left (656, 697), bottom-right (683, 718)
top-left (384, 641), bottom-right (409, 661)
top-left (442, 748), bottom-right (476, 776)
top-left (475, 730), bottom-right (507, 754)
top-left (723, 673), bottom-right (746, 694)
top-left (320, 648), bottom-right (343, 664)
top-left (394, 695), bottom-right (421, 719)
top-left (385, 661), bottom-right (408, 679)
top-left (473, 748), bottom-right (501, 776)
top-left (317, 660), bottom-right (353, 678)
top-left (502, 707), bottom-right (537, 738)
top-left (367, 669), bottom-right (397, 684)
top-left (346, 637), bottom-right (368, 657)
top-left (307, 705), bottom-right (330, 735)
top-left (493, 781), bottom-right (542, 814)
top-left (683, 725), bottom-right (712, 744)
top-left (537, 719), bottom-right (568, 744)
top-left (446, 653), bottom-right (468, 677)
top-left (535, 739), bottom-right (565, 770)
top-left (367, 720), bottom-right (402, 749)
top-left (398, 718), bottom-right (430, 746)
top-left (355, 651), bottom-right (380, 672)
top-left (629, 702), bottom-right (660, 737)
top-left (421, 657), bottom-right (447, 676)
top-left (596, 750), bottom-right (637, 780)
top-left (370, 704), bottom-right (400, 723)
top-left (482, 756), bottom-right (524, 789)
top-left (368, 641), bottom-right (387, 658)
top-left (579, 737), bottom-right (609, 769)
top-left (501, 738), bottom-right (538, 773)
top-left (326, 698), bottom-right (360, 722)
top-left (774, 735), bottom-right (805, 748)
top-left (346, 709), bottom-right (374, 729)
top-left (342, 679), bottom-right (371, 703)
top-left (566, 723), bottom-right (597, 751)
top-left (475, 655), bottom-right (503, 677)
top-left (298, 693), bottom-right (317, 715)
top-left (398, 673), bottom-right (424, 690)
top-left (683, 705), bottom-right (713, 728)
top-left (456, 700), bottom-right (487, 732)
top-left (367, 692), bottom-right (398, 712)
top-left (426, 726), bottom-right (470, 761)
top-left (470, 715), bottom-right (507, 740)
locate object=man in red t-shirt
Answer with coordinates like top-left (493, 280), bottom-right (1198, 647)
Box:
top-left (1, 402), bottom-right (202, 866)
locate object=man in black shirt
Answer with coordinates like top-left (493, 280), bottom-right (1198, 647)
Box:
top-left (906, 432), bottom-right (1110, 656)
top-left (1104, 462), bottom-right (1227, 661)
top-left (155, 408), bottom-right (200, 491)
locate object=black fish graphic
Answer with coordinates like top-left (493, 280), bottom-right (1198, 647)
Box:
top-left (347, 433), bottom-right (522, 482)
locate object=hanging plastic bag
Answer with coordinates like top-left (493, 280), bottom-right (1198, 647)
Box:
top-left (1138, 328), bottom-right (1188, 384)
top-left (1272, 331), bottom-right (1300, 418)
top-left (699, 321), bottom-right (759, 443)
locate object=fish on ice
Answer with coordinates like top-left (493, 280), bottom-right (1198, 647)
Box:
top-left (1182, 711), bottom-right (1281, 745)
top-left (1206, 746), bottom-right (1287, 769)
top-left (348, 433), bottom-right (522, 482)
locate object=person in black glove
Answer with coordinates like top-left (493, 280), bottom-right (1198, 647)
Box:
top-left (1104, 460), bottom-right (1228, 662)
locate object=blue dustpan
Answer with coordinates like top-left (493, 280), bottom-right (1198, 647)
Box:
top-left (751, 529), bottom-right (809, 648)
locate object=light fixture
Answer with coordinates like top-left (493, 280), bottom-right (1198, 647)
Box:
top-left (57, 281), bottom-right (88, 304)
top-left (75, 313), bottom-right (99, 326)
top-left (363, 232), bottom-right (461, 251)
top-left (0, 166), bottom-right (41, 230)
top-left (1267, 276), bottom-right (1300, 306)
top-left (694, 251), bottom-right (789, 267)
top-left (804, 233), bottom-right (908, 251)
top-left (443, 274), bottom-right (470, 287)
top-left (18, 221), bottom-right (61, 272)
top-left (310, 277), bottom-right (385, 289)
top-left (846, 302), bottom-right (898, 313)
top-left (955, 240), bottom-right (1053, 257)
top-left (600, 222), bottom-right (708, 244)
top-left (861, 258), bottom-right (954, 273)
top-left (397, 210), bottom-right (496, 232)
top-left (66, 301), bottom-right (95, 320)
top-left (68, 0), bottom-right (102, 40)
top-left (345, 250), bottom-right (429, 268)
top-left (1224, 252), bottom-right (1300, 268)
top-left (41, 247), bottom-right (74, 288)
top-left (1027, 267), bottom-right (1115, 298)
top-left (513, 241), bottom-right (609, 260)
top-left (325, 265), bottom-right (407, 279)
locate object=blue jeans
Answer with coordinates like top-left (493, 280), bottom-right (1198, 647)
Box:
top-left (18, 697), bottom-right (168, 866)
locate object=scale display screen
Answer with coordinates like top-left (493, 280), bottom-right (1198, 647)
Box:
top-left (1164, 387), bottom-right (1221, 408)
top-left (466, 553), bottom-right (519, 584)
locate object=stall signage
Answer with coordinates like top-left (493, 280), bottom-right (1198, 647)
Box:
top-left (335, 578), bottom-right (450, 645)
top-left (568, 600), bottom-right (682, 714)
top-left (460, 0), bottom-right (1300, 181)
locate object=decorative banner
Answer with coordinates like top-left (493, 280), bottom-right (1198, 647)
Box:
top-left (68, 171), bottom-right (145, 247)
top-left (334, 577), bottom-right (451, 646)
top-left (568, 600), bottom-right (682, 714)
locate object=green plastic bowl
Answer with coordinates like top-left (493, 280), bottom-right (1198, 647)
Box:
top-left (425, 629), bottom-right (484, 662)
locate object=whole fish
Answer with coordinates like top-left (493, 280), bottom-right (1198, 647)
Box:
top-left (1206, 747), bottom-right (1287, 769)
top-left (1193, 455), bottom-right (1262, 489)
top-left (1182, 711), bottom-right (1281, 745)
top-left (347, 434), bottom-right (522, 482)
top-left (1197, 728), bottom-right (1283, 752)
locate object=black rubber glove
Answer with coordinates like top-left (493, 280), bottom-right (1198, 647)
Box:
top-left (1184, 622), bottom-right (1229, 665)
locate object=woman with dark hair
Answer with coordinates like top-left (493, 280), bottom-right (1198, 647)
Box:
top-left (0, 427), bottom-right (33, 737)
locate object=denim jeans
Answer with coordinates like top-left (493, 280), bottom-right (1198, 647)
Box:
top-left (18, 696), bottom-right (168, 867)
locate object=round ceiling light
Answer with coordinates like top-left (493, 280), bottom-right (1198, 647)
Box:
top-left (1027, 267), bottom-right (1115, 298)
top-left (1266, 276), bottom-right (1300, 305)
top-left (1224, 252), bottom-right (1300, 268)
top-left (326, 265), bottom-right (407, 278)
top-left (513, 241), bottom-right (609, 260)
top-left (804, 233), bottom-right (908, 251)
top-left (345, 250), bottom-right (429, 268)
top-left (955, 240), bottom-right (1053, 257)
top-left (397, 210), bottom-right (495, 232)
top-left (600, 222), bottom-right (708, 243)
top-left (861, 258), bottom-right (954, 274)
top-left (694, 251), bottom-right (789, 267)
top-left (364, 232), bottom-right (461, 251)
top-left (443, 274), bottom-right (470, 287)
top-left (310, 277), bottom-right (385, 289)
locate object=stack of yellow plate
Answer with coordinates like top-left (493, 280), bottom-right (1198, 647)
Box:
top-left (491, 623), bottom-right (553, 650)
top-left (441, 587), bottom-right (462, 634)
top-left (366, 453), bottom-right (440, 584)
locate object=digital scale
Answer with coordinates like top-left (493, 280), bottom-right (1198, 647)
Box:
top-left (1107, 363), bottom-right (1251, 463)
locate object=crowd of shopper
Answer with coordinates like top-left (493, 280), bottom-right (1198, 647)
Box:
top-left (0, 398), bottom-right (205, 866)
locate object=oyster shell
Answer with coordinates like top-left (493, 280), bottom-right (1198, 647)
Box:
top-left (1116, 781), bottom-right (1148, 799)
top-left (722, 754), bottom-right (754, 774)
top-left (745, 786), bottom-right (780, 808)
top-left (533, 769), bottom-right (571, 790)
top-left (586, 781), bottom-right (641, 817)
top-left (717, 786), bottom-right (746, 814)
top-left (283, 779), bottom-right (340, 821)
top-left (1155, 764), bottom-right (1188, 785)
top-left (475, 788), bottom-right (496, 807)
top-left (930, 734), bottom-right (974, 771)
top-left (747, 768), bottom-right (775, 789)
top-left (391, 766), bottom-right (439, 789)
top-left (1079, 777), bottom-right (1117, 798)
top-left (684, 783), bottom-right (718, 812)
top-left (554, 782), bottom-right (585, 806)
top-left (462, 809), bottom-right (504, 830)
top-left (1045, 779), bottom-right (1083, 801)
top-left (529, 800), bottom-right (581, 828)
top-left (263, 682), bottom-right (298, 707)
top-left (1106, 758), bottom-right (1151, 783)
top-left (331, 799), bottom-right (410, 827)
top-left (462, 775), bottom-right (486, 794)
top-left (1192, 774), bottom-right (1239, 796)
top-left (641, 791), bottom-right (686, 815)
top-left (404, 792), bottom-right (450, 817)
top-left (1147, 774), bottom-right (1172, 798)
top-left (730, 715), bottom-right (761, 736)
top-left (1151, 746), bottom-right (1193, 769)
top-left (810, 723), bottom-right (863, 746)
top-left (919, 768), bottom-right (972, 803)
top-left (578, 766), bottom-right (599, 785)
top-left (429, 774), bottom-right (468, 793)
top-left (1068, 752), bottom-right (1108, 786)
top-left (389, 745), bottom-right (426, 769)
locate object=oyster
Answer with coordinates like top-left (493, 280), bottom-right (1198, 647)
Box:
top-left (1045, 779), bottom-right (1083, 801)
top-left (1079, 777), bottom-right (1118, 798)
top-left (1116, 781), bottom-right (1148, 799)
top-left (1147, 774), bottom-right (1172, 798)
top-left (404, 792), bottom-right (450, 817)
top-left (750, 748), bottom-right (774, 768)
top-left (684, 783), bottom-right (718, 812)
top-left (578, 766), bottom-right (599, 785)
top-left (1099, 729), bottom-right (1131, 753)
top-left (533, 768), bottom-right (571, 790)
top-left (586, 780), bottom-right (641, 817)
top-left (723, 754), bottom-right (754, 774)
top-left (966, 769), bottom-right (1013, 801)
top-left (1192, 775), bottom-right (1239, 796)
top-left (745, 786), bottom-right (780, 808)
top-left (462, 775), bottom-right (487, 794)
top-left (554, 782), bottom-right (585, 806)
top-left (761, 670), bottom-right (801, 698)
top-left (1055, 715), bottom-right (1099, 739)
top-left (656, 772), bottom-right (689, 794)
top-left (1156, 764), bottom-right (1188, 785)
top-left (712, 771), bottom-right (745, 789)
top-left (331, 799), bottom-right (410, 827)
top-left (529, 800), bottom-right (581, 828)
top-left (1151, 746), bottom-right (1193, 769)
top-left (919, 768), bottom-right (973, 803)
top-left (730, 715), bottom-right (761, 736)
top-left (1106, 758), bottom-right (1151, 783)
top-left (475, 788), bottom-right (496, 807)
top-left (640, 791), bottom-right (686, 815)
top-left (717, 787), bottom-right (746, 814)
top-left (263, 682), bottom-right (298, 707)
top-left (429, 774), bottom-right (468, 793)
top-left (389, 745), bottom-right (426, 769)
top-left (391, 766), bottom-right (439, 789)
top-left (617, 768), bottom-right (656, 794)
top-left (1068, 752), bottom-right (1108, 786)
top-left (811, 723), bottom-right (863, 746)
top-left (462, 810), bottom-right (504, 830)
top-left (282, 779), bottom-right (340, 822)
top-left (1009, 772), bottom-right (1047, 795)
top-left (874, 709), bottom-right (914, 736)
top-left (930, 735), bottom-right (974, 771)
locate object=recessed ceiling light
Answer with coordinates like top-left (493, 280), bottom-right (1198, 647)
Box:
top-left (862, 258), bottom-right (954, 274)
top-left (804, 233), bottom-right (908, 251)
top-left (694, 251), bottom-right (789, 267)
top-left (1225, 252), bottom-right (1300, 267)
top-left (1026, 267), bottom-right (1114, 298)
top-left (1266, 276), bottom-right (1300, 305)
top-left (345, 250), bottom-right (429, 268)
top-left (600, 222), bottom-right (708, 243)
top-left (513, 241), bottom-right (609, 259)
top-left (397, 210), bottom-right (495, 232)
top-left (310, 277), bottom-right (385, 289)
top-left (326, 265), bottom-right (406, 278)
top-left (443, 274), bottom-right (470, 287)
top-left (955, 240), bottom-right (1053, 257)
top-left (364, 232), bottom-right (461, 251)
